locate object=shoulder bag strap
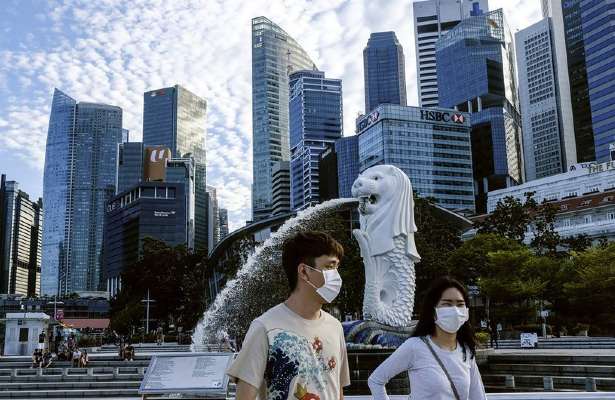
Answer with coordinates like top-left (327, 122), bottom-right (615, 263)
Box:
top-left (420, 336), bottom-right (462, 400)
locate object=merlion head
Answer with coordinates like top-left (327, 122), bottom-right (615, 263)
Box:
top-left (351, 165), bottom-right (420, 260)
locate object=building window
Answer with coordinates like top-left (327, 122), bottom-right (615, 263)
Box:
top-left (562, 218), bottom-right (572, 227)
top-left (608, 212), bottom-right (615, 221)
top-left (584, 215), bottom-right (592, 224)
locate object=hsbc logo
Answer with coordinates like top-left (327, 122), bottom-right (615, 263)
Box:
top-left (420, 110), bottom-right (466, 124)
top-left (452, 114), bottom-right (465, 123)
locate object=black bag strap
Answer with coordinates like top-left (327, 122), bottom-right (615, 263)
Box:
top-left (420, 336), bottom-right (462, 400)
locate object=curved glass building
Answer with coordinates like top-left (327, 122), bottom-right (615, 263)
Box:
top-left (251, 16), bottom-right (316, 221)
top-left (42, 89), bottom-right (122, 296)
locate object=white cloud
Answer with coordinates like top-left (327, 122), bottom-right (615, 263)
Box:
top-left (0, 0), bottom-right (540, 231)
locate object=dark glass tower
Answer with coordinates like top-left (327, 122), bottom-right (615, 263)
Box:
top-left (251, 16), bottom-right (316, 220)
top-left (289, 70), bottom-right (343, 210)
top-left (143, 85), bottom-right (207, 252)
top-left (436, 9), bottom-right (523, 213)
top-left (42, 89), bottom-right (122, 295)
top-left (581, 0), bottom-right (615, 162)
top-left (363, 32), bottom-right (408, 113)
top-left (562, 0), bottom-right (595, 163)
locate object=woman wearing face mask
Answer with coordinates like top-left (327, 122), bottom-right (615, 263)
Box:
top-left (368, 276), bottom-right (487, 400)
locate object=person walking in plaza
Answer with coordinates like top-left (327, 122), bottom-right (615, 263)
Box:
top-left (368, 276), bottom-right (487, 400)
top-left (79, 349), bottom-right (89, 368)
top-left (226, 231), bottom-right (350, 400)
top-left (72, 347), bottom-right (82, 368)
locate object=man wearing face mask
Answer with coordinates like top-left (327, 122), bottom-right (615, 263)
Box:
top-left (368, 276), bottom-right (487, 400)
top-left (227, 231), bottom-right (350, 400)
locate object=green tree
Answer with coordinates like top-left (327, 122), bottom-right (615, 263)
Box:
top-left (109, 238), bottom-right (208, 334)
top-left (564, 243), bottom-right (615, 335)
top-left (476, 194), bottom-right (534, 242)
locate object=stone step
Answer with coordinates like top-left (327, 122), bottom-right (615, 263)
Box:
top-left (482, 374), bottom-right (615, 390)
top-left (0, 388), bottom-right (139, 398)
top-left (0, 360), bottom-right (150, 369)
top-left (487, 354), bottom-right (615, 366)
top-left (487, 363), bottom-right (615, 378)
top-left (0, 381), bottom-right (141, 391)
top-left (0, 373), bottom-right (143, 383)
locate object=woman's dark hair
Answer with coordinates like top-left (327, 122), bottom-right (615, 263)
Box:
top-left (412, 276), bottom-right (476, 359)
top-left (282, 231), bottom-right (344, 292)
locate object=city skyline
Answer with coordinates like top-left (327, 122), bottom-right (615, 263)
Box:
top-left (0, 0), bottom-right (541, 230)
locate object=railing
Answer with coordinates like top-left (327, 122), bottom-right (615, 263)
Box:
top-left (346, 394), bottom-right (615, 400)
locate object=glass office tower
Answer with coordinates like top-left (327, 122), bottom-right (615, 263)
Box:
top-left (251, 16), bottom-right (316, 220)
top-left (412, 0), bottom-right (488, 108)
top-left (0, 176), bottom-right (43, 296)
top-left (357, 105), bottom-right (475, 213)
top-left (436, 9), bottom-right (523, 213)
top-left (363, 32), bottom-right (407, 113)
top-left (143, 85), bottom-right (207, 252)
top-left (581, 0), bottom-right (615, 162)
top-left (516, 18), bottom-right (575, 180)
top-left (42, 89), bottom-right (122, 295)
top-left (289, 70), bottom-right (343, 210)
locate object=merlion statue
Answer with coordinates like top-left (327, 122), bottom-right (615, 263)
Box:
top-left (351, 165), bottom-right (420, 327)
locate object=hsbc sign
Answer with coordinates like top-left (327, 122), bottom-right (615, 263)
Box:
top-left (357, 110), bottom-right (380, 131)
top-left (420, 110), bottom-right (466, 124)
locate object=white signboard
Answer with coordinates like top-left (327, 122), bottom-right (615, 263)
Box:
top-left (139, 353), bottom-right (235, 397)
top-left (520, 332), bottom-right (538, 348)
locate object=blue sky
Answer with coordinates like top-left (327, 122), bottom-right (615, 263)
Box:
top-left (0, 0), bottom-right (540, 230)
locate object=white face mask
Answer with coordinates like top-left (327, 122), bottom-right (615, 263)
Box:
top-left (435, 306), bottom-right (469, 333)
top-left (304, 264), bottom-right (342, 303)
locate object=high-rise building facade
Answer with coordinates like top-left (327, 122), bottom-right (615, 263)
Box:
top-left (272, 161), bottom-right (291, 215)
top-left (116, 142), bottom-right (144, 194)
top-left (219, 209), bottom-right (229, 240)
top-left (516, 18), bottom-right (576, 181)
top-left (251, 16), bottom-right (316, 220)
top-left (206, 186), bottom-right (220, 253)
top-left (289, 70), bottom-right (343, 210)
top-left (581, 0), bottom-right (615, 162)
top-left (42, 89), bottom-right (122, 296)
top-left (357, 105), bottom-right (475, 212)
top-left (363, 32), bottom-right (407, 113)
top-left (0, 176), bottom-right (43, 296)
top-left (335, 136), bottom-right (360, 199)
top-left (544, 0), bottom-right (595, 163)
top-left (436, 9), bottom-right (523, 213)
top-left (318, 145), bottom-right (339, 201)
top-left (143, 85), bottom-right (207, 251)
top-left (413, 0), bottom-right (488, 108)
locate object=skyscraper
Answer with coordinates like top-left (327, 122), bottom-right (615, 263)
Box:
top-left (356, 105), bottom-right (475, 213)
top-left (543, 0), bottom-right (595, 163)
top-left (335, 136), bottom-right (360, 199)
top-left (42, 89), bottom-right (122, 296)
top-left (206, 186), bottom-right (219, 252)
top-left (272, 161), bottom-right (291, 215)
top-left (251, 16), bottom-right (316, 221)
top-left (103, 155), bottom-right (195, 296)
top-left (413, 0), bottom-right (488, 108)
top-left (219, 209), bottom-right (229, 240)
top-left (116, 142), bottom-right (144, 194)
top-left (516, 18), bottom-right (576, 181)
top-left (143, 85), bottom-right (207, 251)
top-left (363, 32), bottom-right (407, 113)
top-left (581, 0), bottom-right (615, 162)
top-left (436, 9), bottom-right (523, 213)
top-left (289, 70), bottom-right (343, 210)
top-left (0, 175), bottom-right (43, 296)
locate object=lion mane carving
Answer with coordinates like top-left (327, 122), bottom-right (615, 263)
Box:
top-left (351, 165), bottom-right (420, 327)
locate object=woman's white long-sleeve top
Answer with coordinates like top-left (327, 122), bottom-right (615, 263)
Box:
top-left (368, 336), bottom-right (487, 400)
